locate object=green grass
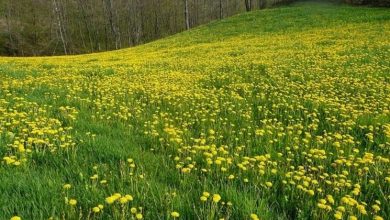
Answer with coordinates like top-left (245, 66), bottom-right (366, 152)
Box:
top-left (0, 1), bottom-right (389, 220)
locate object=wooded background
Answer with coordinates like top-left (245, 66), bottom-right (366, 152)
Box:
top-left (0, 0), bottom-right (387, 56)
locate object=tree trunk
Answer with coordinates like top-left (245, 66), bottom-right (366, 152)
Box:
top-left (76, 0), bottom-right (95, 52)
top-left (5, 1), bottom-right (16, 55)
top-left (219, 0), bottom-right (223, 19)
top-left (184, 0), bottom-right (190, 30)
top-left (245, 0), bottom-right (252, 11)
top-left (52, 0), bottom-right (67, 54)
top-left (104, 0), bottom-right (120, 50)
top-left (134, 0), bottom-right (143, 44)
top-left (258, 0), bottom-right (266, 9)
top-left (125, 0), bottom-right (133, 46)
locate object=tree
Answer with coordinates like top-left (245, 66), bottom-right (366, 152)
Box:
top-left (184, 0), bottom-right (190, 30)
top-left (2, 0), bottom-right (17, 55)
top-left (52, 0), bottom-right (68, 54)
top-left (103, 0), bottom-right (120, 50)
top-left (219, 0), bottom-right (223, 19)
top-left (258, 0), bottom-right (266, 9)
top-left (76, 0), bottom-right (96, 52)
top-left (245, 0), bottom-right (252, 11)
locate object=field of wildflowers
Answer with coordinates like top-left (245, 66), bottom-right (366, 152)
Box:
top-left (0, 2), bottom-right (389, 220)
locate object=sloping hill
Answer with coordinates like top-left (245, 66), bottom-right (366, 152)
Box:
top-left (0, 2), bottom-right (389, 220)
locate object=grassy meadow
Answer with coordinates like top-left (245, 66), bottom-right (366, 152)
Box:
top-left (0, 1), bottom-right (389, 220)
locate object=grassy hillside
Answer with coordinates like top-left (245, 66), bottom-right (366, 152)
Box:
top-left (0, 1), bottom-right (389, 220)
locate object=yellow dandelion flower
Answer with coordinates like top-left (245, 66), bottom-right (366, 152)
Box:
top-left (334, 211), bottom-right (342, 220)
top-left (171, 211), bottom-right (180, 218)
top-left (125, 194), bottom-right (134, 201)
top-left (119, 197), bottom-right (128, 204)
top-left (326, 195), bottom-right (334, 204)
top-left (212, 194), bottom-right (221, 203)
top-left (105, 196), bottom-right (116, 204)
top-left (250, 213), bottom-right (259, 220)
top-left (68, 199), bottom-right (77, 206)
top-left (200, 196), bottom-right (208, 202)
top-left (372, 204), bottom-right (380, 212)
top-left (202, 192), bottom-right (210, 197)
top-left (136, 213), bottom-right (143, 219)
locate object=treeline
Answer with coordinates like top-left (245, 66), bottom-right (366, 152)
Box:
top-left (0, 0), bottom-right (387, 56)
top-left (0, 0), bottom-right (294, 56)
